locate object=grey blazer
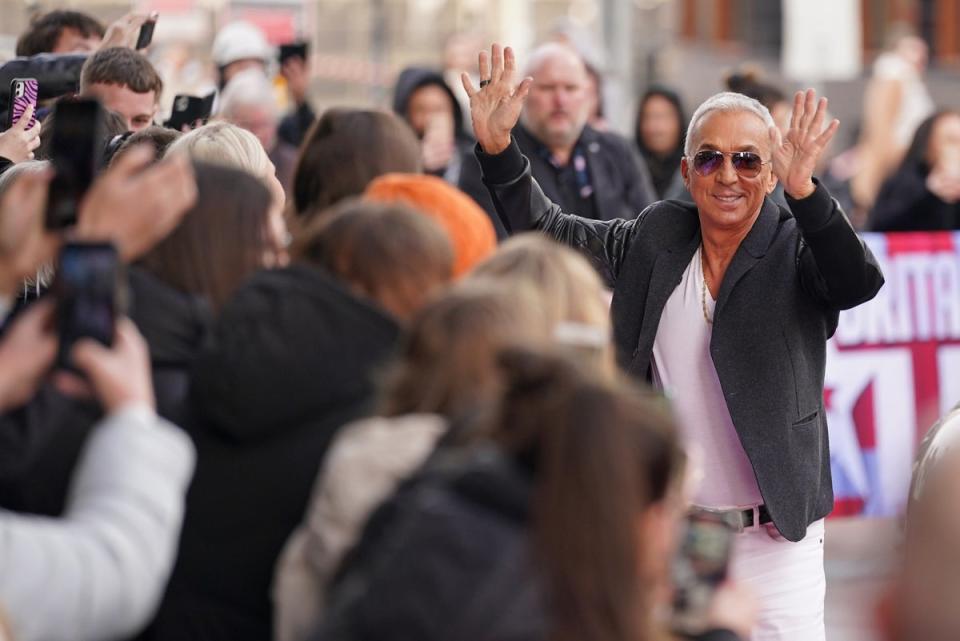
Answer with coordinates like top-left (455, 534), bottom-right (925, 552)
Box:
top-left (477, 139), bottom-right (885, 541)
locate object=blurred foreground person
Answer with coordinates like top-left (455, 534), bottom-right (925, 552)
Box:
top-left (635, 86), bottom-right (688, 200)
top-left (273, 236), bottom-right (612, 641)
top-left (464, 44), bottom-right (884, 641)
top-left (869, 110), bottom-right (960, 231)
top-left (0, 304), bottom-right (195, 641)
top-left (291, 109), bottom-right (421, 223)
top-left (459, 42), bottom-right (655, 239)
top-left (142, 201), bottom-right (453, 641)
top-left (311, 348), bottom-right (752, 641)
top-left (392, 67), bottom-right (475, 184)
top-left (879, 404), bottom-right (960, 641)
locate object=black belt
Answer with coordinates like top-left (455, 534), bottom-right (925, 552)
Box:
top-left (693, 504), bottom-right (773, 532)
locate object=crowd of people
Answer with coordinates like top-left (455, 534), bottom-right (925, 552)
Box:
top-left (0, 8), bottom-right (958, 641)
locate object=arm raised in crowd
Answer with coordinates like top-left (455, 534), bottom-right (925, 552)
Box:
top-left (462, 43), bottom-right (642, 285)
top-left (0, 319), bottom-right (195, 641)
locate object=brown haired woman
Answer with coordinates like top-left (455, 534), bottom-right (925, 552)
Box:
top-left (273, 238), bottom-right (616, 641)
top-left (143, 199), bottom-right (456, 641)
top-left (306, 348), bottom-right (750, 641)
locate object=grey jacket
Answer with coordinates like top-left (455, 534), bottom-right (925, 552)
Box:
top-left (477, 138), bottom-right (885, 541)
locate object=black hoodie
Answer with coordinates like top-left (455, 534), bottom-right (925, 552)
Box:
top-left (142, 263), bottom-right (401, 641)
top-left (392, 67), bottom-right (475, 182)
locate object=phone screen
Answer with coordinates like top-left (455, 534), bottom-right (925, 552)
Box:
top-left (671, 511), bottom-right (736, 634)
top-left (45, 99), bottom-right (102, 229)
top-left (55, 243), bottom-right (124, 369)
top-left (7, 78), bottom-right (38, 130)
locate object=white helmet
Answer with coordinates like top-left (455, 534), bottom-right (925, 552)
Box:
top-left (212, 21), bottom-right (274, 68)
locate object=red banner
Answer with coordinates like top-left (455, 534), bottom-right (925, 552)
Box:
top-left (828, 232), bottom-right (960, 517)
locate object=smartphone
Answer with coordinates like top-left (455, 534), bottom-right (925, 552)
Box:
top-left (45, 99), bottom-right (103, 230)
top-left (671, 510), bottom-right (737, 635)
top-left (7, 78), bottom-right (38, 130)
top-left (135, 17), bottom-right (157, 50)
top-left (163, 92), bottom-right (215, 131)
top-left (54, 242), bottom-right (126, 370)
top-left (278, 42), bottom-right (309, 65)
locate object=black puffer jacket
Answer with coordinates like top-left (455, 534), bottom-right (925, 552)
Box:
top-left (142, 263), bottom-right (401, 641)
top-left (0, 53), bottom-right (87, 114)
top-left (313, 447), bottom-right (545, 641)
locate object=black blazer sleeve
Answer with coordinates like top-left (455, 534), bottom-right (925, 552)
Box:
top-left (457, 147), bottom-right (508, 239)
top-left (786, 180), bottom-right (885, 310)
top-left (476, 138), bottom-right (644, 286)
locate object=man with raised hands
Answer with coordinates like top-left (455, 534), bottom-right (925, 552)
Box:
top-left (463, 43), bottom-right (883, 641)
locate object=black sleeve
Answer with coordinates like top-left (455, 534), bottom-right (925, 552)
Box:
top-left (0, 157), bottom-right (13, 177)
top-left (457, 146), bottom-right (507, 240)
top-left (868, 170), bottom-right (954, 232)
top-left (476, 138), bottom-right (645, 286)
top-left (787, 179), bottom-right (885, 310)
top-left (0, 54), bottom-right (87, 107)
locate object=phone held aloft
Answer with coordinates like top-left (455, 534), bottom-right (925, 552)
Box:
top-left (671, 509), bottom-right (738, 635)
top-left (164, 92), bottom-right (215, 132)
top-left (7, 78), bottom-right (38, 130)
top-left (135, 17), bottom-right (156, 51)
top-left (45, 99), bottom-right (104, 230)
top-left (54, 242), bottom-right (127, 370)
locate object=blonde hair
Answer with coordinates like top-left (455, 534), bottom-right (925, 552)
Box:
top-left (165, 121), bottom-right (272, 180)
top-left (470, 234), bottom-right (614, 374)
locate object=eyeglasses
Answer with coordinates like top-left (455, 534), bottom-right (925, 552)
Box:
top-left (691, 150), bottom-right (768, 178)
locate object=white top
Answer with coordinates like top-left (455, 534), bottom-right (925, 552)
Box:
top-left (651, 246), bottom-right (763, 508)
top-left (0, 404), bottom-right (195, 641)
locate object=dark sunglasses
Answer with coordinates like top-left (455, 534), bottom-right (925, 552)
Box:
top-left (691, 150), bottom-right (768, 178)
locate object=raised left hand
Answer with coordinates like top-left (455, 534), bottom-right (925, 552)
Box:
top-left (770, 89), bottom-right (839, 200)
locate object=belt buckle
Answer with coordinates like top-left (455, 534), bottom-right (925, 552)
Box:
top-left (691, 506), bottom-right (748, 533)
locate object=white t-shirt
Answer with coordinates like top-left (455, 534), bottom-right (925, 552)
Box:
top-left (651, 246), bottom-right (763, 508)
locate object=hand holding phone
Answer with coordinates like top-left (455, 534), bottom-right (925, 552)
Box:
top-left (66, 317), bottom-right (155, 413)
top-left (163, 93), bottom-right (215, 132)
top-left (53, 242), bottom-right (126, 373)
top-left (135, 14), bottom-right (157, 50)
top-left (7, 78), bottom-right (38, 130)
top-left (671, 510), bottom-right (738, 635)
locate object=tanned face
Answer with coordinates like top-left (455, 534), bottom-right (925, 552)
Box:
top-left (681, 110), bottom-right (778, 233)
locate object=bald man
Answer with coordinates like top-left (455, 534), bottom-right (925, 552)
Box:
top-left (458, 43), bottom-right (655, 239)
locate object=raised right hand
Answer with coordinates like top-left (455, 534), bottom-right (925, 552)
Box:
top-left (461, 44), bottom-right (532, 155)
top-left (98, 12), bottom-right (152, 50)
top-left (70, 318), bottom-right (155, 413)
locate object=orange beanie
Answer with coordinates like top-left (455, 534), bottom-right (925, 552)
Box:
top-left (364, 173), bottom-right (497, 278)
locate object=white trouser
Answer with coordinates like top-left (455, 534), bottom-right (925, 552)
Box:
top-left (729, 518), bottom-right (826, 641)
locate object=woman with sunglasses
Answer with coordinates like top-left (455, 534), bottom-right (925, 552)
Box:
top-left (462, 44), bottom-right (884, 641)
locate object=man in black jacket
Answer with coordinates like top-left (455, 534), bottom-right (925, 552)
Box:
top-left (462, 45), bottom-right (884, 641)
top-left (458, 42), bottom-right (654, 239)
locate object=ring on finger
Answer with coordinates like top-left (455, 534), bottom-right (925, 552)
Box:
top-left (479, 79), bottom-right (491, 88)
